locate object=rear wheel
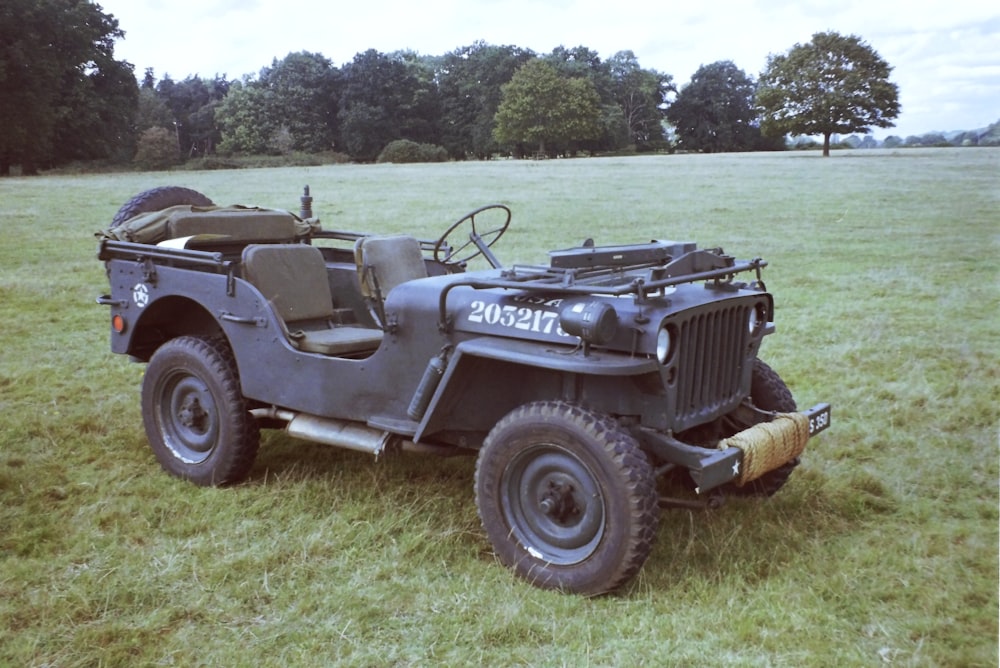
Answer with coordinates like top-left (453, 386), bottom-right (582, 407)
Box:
top-left (111, 186), bottom-right (214, 228)
top-left (475, 401), bottom-right (659, 595)
top-left (142, 336), bottom-right (259, 486)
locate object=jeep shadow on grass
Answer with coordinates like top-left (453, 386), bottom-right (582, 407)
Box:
top-left (96, 185), bottom-right (831, 595)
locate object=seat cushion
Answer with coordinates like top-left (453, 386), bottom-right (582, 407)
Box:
top-left (291, 325), bottom-right (384, 355)
top-left (169, 207), bottom-right (298, 242)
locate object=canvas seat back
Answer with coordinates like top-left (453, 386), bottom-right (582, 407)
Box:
top-left (354, 234), bottom-right (429, 327)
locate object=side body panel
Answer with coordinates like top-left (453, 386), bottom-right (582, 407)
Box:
top-left (104, 252), bottom-right (772, 447)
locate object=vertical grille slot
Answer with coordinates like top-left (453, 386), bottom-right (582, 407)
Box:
top-left (673, 303), bottom-right (749, 430)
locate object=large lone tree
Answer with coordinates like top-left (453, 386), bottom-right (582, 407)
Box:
top-left (757, 32), bottom-right (900, 156)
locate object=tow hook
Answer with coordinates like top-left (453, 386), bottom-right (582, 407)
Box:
top-left (659, 491), bottom-right (726, 510)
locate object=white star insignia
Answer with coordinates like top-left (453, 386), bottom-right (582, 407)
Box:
top-left (732, 460), bottom-right (741, 476)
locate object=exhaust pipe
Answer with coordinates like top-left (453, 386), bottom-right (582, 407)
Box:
top-left (250, 408), bottom-right (473, 457)
top-left (251, 408), bottom-right (394, 456)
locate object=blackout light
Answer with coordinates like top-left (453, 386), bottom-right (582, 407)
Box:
top-left (559, 300), bottom-right (618, 345)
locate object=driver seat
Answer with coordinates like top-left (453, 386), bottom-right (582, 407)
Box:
top-left (354, 234), bottom-right (428, 328)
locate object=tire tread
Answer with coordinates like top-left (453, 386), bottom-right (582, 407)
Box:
top-left (111, 186), bottom-right (214, 228)
top-left (143, 335), bottom-right (258, 486)
top-left (475, 400), bottom-right (659, 595)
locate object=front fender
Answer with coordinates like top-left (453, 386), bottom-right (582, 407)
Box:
top-left (413, 337), bottom-right (659, 442)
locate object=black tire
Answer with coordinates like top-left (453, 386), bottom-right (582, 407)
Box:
top-left (475, 401), bottom-right (659, 595)
top-left (142, 336), bottom-right (259, 486)
top-left (111, 186), bottom-right (214, 228)
top-left (724, 358), bottom-right (799, 497)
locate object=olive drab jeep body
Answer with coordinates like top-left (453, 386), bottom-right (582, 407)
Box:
top-left (96, 185), bottom-right (831, 595)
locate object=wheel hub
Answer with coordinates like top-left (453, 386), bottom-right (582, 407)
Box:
top-left (539, 480), bottom-right (580, 523)
top-left (500, 444), bottom-right (606, 565)
top-left (178, 395), bottom-right (208, 432)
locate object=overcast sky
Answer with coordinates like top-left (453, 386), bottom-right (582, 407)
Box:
top-left (103, 0), bottom-right (999, 139)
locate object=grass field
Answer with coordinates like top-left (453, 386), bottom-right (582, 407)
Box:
top-left (1, 148), bottom-right (997, 666)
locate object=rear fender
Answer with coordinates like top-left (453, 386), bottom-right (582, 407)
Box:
top-left (117, 296), bottom-right (221, 360)
top-left (103, 259), bottom-right (243, 360)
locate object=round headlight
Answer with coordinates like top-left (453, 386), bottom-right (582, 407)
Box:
top-left (748, 304), bottom-right (766, 335)
top-left (656, 326), bottom-right (671, 364)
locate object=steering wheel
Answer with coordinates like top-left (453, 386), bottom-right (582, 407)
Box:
top-left (434, 204), bottom-right (511, 268)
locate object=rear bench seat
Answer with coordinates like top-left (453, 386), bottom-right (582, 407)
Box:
top-left (160, 206), bottom-right (302, 250)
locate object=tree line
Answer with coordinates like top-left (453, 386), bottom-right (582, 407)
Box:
top-left (2, 1), bottom-right (997, 175)
top-left (134, 43), bottom-right (676, 168)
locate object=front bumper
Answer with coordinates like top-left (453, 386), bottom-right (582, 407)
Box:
top-left (635, 403), bottom-right (831, 493)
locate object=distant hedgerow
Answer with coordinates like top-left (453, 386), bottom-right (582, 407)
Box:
top-left (376, 139), bottom-right (449, 164)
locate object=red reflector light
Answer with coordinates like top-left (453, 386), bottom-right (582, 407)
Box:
top-left (112, 314), bottom-right (126, 333)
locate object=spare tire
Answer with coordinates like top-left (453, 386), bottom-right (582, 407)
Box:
top-left (111, 186), bottom-right (214, 228)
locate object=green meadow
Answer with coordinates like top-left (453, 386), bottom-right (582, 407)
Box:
top-left (1, 148), bottom-right (997, 666)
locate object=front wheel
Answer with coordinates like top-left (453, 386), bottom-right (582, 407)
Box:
top-left (475, 401), bottom-right (659, 595)
top-left (142, 336), bottom-right (259, 486)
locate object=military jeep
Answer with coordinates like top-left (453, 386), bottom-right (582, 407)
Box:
top-left (96, 185), bottom-right (830, 595)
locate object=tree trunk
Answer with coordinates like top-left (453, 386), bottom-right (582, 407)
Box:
top-left (822, 132), bottom-right (832, 157)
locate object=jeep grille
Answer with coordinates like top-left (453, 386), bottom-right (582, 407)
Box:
top-left (673, 303), bottom-right (752, 430)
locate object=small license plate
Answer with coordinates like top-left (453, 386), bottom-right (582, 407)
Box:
top-left (803, 403), bottom-right (832, 436)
